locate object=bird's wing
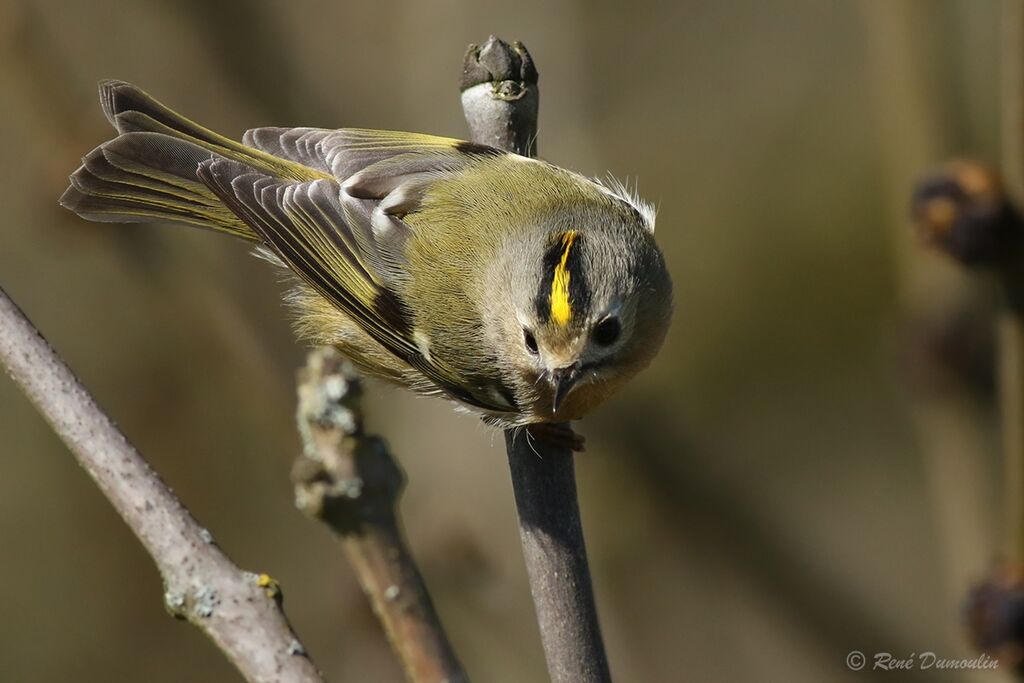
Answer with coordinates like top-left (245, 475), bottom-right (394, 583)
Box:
top-left (243, 127), bottom-right (505, 285)
top-left (242, 126), bottom-right (499, 179)
top-left (197, 156), bottom-right (512, 413)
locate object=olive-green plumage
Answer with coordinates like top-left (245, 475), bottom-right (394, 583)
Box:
top-left (61, 81), bottom-right (672, 429)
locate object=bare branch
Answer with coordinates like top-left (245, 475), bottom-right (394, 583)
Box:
top-left (0, 285), bottom-right (323, 683)
top-left (461, 35), bottom-right (613, 683)
top-left (292, 347), bottom-right (468, 683)
top-left (503, 431), bottom-right (613, 683)
top-left (1001, 0), bottom-right (1024, 566)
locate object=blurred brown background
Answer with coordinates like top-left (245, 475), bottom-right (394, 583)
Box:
top-left (0, 0), bottom-right (1014, 681)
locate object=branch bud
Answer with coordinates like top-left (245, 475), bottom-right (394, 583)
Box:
top-left (911, 160), bottom-right (1024, 266)
top-left (460, 36), bottom-right (539, 156)
top-left (966, 565), bottom-right (1024, 673)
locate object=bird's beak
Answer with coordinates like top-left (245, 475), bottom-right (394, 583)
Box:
top-left (549, 363), bottom-right (582, 413)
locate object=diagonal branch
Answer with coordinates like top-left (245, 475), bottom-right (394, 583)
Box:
top-left (461, 36), bottom-right (613, 683)
top-left (0, 285), bottom-right (323, 683)
top-left (291, 347), bottom-right (468, 683)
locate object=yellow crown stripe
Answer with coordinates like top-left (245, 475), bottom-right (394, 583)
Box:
top-left (550, 231), bottom-right (578, 325)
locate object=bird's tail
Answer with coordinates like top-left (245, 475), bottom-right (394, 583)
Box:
top-left (60, 80), bottom-right (309, 240)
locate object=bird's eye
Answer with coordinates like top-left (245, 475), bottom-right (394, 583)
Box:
top-left (593, 317), bottom-right (621, 347)
top-left (523, 328), bottom-right (539, 355)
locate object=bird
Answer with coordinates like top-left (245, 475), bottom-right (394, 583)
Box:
top-left (60, 80), bottom-right (673, 440)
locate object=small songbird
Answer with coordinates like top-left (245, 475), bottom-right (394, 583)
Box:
top-left (61, 81), bottom-right (673, 434)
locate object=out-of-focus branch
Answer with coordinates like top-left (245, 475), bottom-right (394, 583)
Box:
top-left (909, 20), bottom-right (1024, 658)
top-left (0, 285), bottom-right (322, 683)
top-left (1000, 0), bottom-right (1024, 567)
top-left (292, 347), bottom-right (468, 683)
top-left (911, 159), bottom-right (1024, 668)
top-left (960, 9), bottom-right (1024, 667)
top-left (461, 36), bottom-right (613, 683)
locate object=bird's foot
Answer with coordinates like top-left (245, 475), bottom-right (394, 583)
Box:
top-left (525, 422), bottom-right (585, 452)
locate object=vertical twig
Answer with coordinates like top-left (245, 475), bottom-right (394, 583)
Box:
top-left (502, 431), bottom-right (612, 683)
top-left (292, 348), bottom-right (468, 683)
top-left (911, 3), bottom-right (1024, 666)
top-left (461, 36), bottom-right (613, 683)
top-left (862, 2), bottom-right (996, 659)
top-left (0, 285), bottom-right (323, 683)
top-left (999, 306), bottom-right (1024, 566)
top-left (1001, 0), bottom-right (1024, 565)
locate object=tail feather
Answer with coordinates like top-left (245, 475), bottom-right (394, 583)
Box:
top-left (59, 188), bottom-right (234, 230)
top-left (80, 136), bottom-right (219, 208)
top-left (100, 79), bottom-right (224, 143)
top-left (61, 132), bottom-right (255, 238)
top-left (98, 80), bottom-right (320, 181)
top-left (62, 80), bottom-right (327, 239)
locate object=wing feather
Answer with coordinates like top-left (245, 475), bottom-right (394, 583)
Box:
top-left (243, 126), bottom-right (505, 283)
top-left (196, 158), bottom-right (510, 412)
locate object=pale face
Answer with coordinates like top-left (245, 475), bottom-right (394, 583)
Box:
top-left (484, 211), bottom-right (672, 421)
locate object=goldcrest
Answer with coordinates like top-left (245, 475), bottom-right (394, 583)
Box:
top-left (61, 81), bottom-right (673, 430)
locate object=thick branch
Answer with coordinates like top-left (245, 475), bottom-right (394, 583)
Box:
top-left (462, 36), bottom-right (612, 683)
top-left (0, 285), bottom-right (322, 683)
top-left (292, 347), bottom-right (467, 683)
top-left (503, 431), bottom-right (613, 683)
